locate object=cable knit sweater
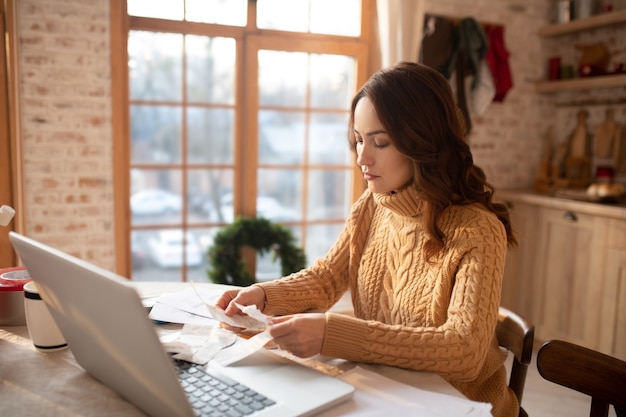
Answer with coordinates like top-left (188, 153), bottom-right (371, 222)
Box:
top-left (257, 187), bottom-right (518, 417)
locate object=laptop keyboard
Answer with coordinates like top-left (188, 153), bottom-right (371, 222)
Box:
top-left (174, 359), bottom-right (277, 417)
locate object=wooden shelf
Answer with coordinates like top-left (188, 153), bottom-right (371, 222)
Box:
top-left (535, 73), bottom-right (626, 93)
top-left (539, 9), bottom-right (626, 37)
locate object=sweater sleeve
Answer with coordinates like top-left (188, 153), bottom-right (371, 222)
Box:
top-left (321, 209), bottom-right (506, 382)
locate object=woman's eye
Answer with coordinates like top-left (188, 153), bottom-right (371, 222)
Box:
top-left (374, 141), bottom-right (388, 148)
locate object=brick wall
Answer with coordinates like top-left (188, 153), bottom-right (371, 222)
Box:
top-left (16, 0), bottom-right (115, 269)
top-left (13, 0), bottom-right (624, 271)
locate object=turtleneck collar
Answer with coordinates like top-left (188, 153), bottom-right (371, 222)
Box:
top-left (372, 185), bottom-right (424, 218)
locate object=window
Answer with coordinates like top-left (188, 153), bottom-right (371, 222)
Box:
top-left (112, 0), bottom-right (370, 282)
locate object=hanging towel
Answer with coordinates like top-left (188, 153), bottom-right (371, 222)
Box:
top-left (450, 59), bottom-right (496, 117)
top-left (484, 25), bottom-right (513, 102)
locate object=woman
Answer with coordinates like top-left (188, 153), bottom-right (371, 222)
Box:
top-left (216, 62), bottom-right (518, 417)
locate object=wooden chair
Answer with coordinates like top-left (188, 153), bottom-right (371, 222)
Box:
top-left (496, 307), bottom-right (535, 417)
top-left (536, 340), bottom-right (626, 417)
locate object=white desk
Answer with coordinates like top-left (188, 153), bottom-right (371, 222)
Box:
top-left (0, 282), bottom-right (465, 417)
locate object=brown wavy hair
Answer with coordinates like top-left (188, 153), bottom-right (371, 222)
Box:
top-left (349, 62), bottom-right (516, 259)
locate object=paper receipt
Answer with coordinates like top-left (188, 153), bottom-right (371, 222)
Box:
top-left (204, 303), bottom-right (268, 330)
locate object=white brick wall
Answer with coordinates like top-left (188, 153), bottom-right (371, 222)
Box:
top-left (16, 0), bottom-right (114, 269)
top-left (13, 0), bottom-right (624, 271)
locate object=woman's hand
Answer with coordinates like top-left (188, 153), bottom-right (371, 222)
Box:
top-left (268, 313), bottom-right (326, 358)
top-left (215, 285), bottom-right (267, 316)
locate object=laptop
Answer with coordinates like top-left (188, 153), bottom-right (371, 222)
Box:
top-left (9, 232), bottom-right (354, 417)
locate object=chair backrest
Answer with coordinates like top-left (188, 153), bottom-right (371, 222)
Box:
top-left (496, 307), bottom-right (535, 417)
top-left (536, 340), bottom-right (626, 417)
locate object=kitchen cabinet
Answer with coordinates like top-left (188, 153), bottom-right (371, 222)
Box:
top-left (535, 9), bottom-right (626, 93)
top-left (600, 219), bottom-right (626, 360)
top-left (500, 200), bottom-right (542, 321)
top-left (497, 190), bottom-right (626, 360)
top-left (534, 205), bottom-right (609, 350)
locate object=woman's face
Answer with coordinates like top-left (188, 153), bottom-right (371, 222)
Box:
top-left (353, 97), bottom-right (413, 194)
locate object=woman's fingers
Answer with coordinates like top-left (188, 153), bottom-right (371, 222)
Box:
top-left (268, 314), bottom-right (326, 358)
top-left (215, 286), bottom-right (267, 316)
top-left (215, 289), bottom-right (239, 311)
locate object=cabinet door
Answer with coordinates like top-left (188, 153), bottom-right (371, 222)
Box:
top-left (599, 220), bottom-right (626, 361)
top-left (501, 200), bottom-right (541, 323)
top-left (535, 207), bottom-right (609, 350)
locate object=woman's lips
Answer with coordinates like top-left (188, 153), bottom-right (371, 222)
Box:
top-left (363, 172), bottom-right (378, 181)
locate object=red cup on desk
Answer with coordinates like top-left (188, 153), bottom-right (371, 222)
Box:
top-left (23, 281), bottom-right (68, 352)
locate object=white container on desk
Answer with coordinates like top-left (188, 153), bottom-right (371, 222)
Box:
top-left (23, 281), bottom-right (68, 351)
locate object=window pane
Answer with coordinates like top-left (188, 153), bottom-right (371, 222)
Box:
top-left (130, 169), bottom-right (183, 226)
top-left (258, 169), bottom-right (301, 222)
top-left (193, 227), bottom-right (220, 263)
top-left (256, 251), bottom-right (282, 282)
top-left (131, 105), bottom-right (181, 164)
top-left (257, 0), bottom-right (308, 32)
top-left (131, 229), bottom-right (205, 280)
top-left (256, 225), bottom-right (302, 281)
top-left (206, 195), bottom-right (233, 223)
top-left (187, 107), bottom-right (234, 164)
top-left (309, 112), bottom-right (351, 165)
top-left (130, 230), bottom-right (150, 273)
top-left (187, 169), bottom-right (233, 224)
top-left (128, 0), bottom-right (247, 26)
top-left (185, 0), bottom-right (247, 26)
top-left (186, 36), bottom-right (236, 104)
top-left (310, 0), bottom-right (361, 36)
top-left (258, 51), bottom-right (307, 107)
top-left (307, 169), bottom-right (351, 220)
top-left (129, 31), bottom-right (182, 101)
top-left (259, 111), bottom-right (305, 165)
top-left (305, 223), bottom-right (344, 264)
top-left (310, 55), bottom-right (355, 109)
top-left (257, 0), bottom-right (361, 36)
top-left (128, 0), bottom-right (184, 20)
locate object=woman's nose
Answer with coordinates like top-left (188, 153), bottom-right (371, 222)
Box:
top-left (356, 146), bottom-right (371, 167)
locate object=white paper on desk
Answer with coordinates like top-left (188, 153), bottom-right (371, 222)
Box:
top-left (235, 303), bottom-right (269, 326)
top-left (161, 323), bottom-right (238, 364)
top-left (149, 301), bottom-right (214, 325)
top-left (316, 367), bottom-right (492, 417)
top-left (149, 287), bottom-right (268, 330)
top-left (149, 287), bottom-right (218, 324)
top-left (213, 330), bottom-right (274, 366)
top-left (204, 303), bottom-right (267, 330)
top-left (150, 287), bottom-right (273, 365)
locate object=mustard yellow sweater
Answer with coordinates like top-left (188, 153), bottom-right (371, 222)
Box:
top-left (257, 187), bottom-right (518, 417)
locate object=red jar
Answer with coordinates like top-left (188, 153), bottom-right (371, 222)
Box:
top-left (0, 267), bottom-right (32, 326)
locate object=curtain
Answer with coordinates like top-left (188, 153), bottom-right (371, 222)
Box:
top-left (375, 0), bottom-right (425, 69)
